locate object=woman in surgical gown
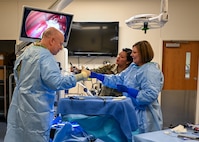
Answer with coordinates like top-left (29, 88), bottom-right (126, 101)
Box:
top-left (89, 40), bottom-right (164, 133)
top-left (4, 27), bottom-right (89, 142)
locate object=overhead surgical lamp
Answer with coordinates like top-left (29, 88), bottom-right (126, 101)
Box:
top-left (125, 0), bottom-right (168, 33)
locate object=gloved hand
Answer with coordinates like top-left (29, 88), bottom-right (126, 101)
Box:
top-left (117, 84), bottom-right (139, 98)
top-left (81, 67), bottom-right (91, 78)
top-left (89, 71), bottom-right (104, 82)
top-left (75, 66), bottom-right (90, 81)
top-left (117, 84), bottom-right (128, 92)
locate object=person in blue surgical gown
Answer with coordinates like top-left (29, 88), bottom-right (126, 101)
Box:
top-left (88, 40), bottom-right (164, 134)
top-left (4, 27), bottom-right (90, 142)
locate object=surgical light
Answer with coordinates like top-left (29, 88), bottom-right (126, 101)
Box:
top-left (125, 0), bottom-right (168, 33)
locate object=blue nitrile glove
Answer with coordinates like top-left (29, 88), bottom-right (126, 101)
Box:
top-left (89, 71), bottom-right (105, 82)
top-left (117, 84), bottom-right (139, 98)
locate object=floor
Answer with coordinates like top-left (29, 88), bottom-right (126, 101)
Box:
top-left (0, 117), bottom-right (6, 142)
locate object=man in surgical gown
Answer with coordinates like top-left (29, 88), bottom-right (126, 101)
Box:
top-left (4, 27), bottom-right (90, 142)
top-left (89, 40), bottom-right (164, 134)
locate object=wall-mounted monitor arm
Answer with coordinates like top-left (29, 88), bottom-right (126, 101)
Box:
top-left (48, 0), bottom-right (73, 11)
top-left (15, 0), bottom-right (73, 56)
top-left (125, 0), bottom-right (168, 34)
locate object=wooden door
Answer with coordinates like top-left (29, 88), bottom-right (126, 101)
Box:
top-left (162, 41), bottom-right (199, 90)
top-left (161, 40), bottom-right (199, 127)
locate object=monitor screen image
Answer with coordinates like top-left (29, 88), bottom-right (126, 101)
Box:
top-left (19, 6), bottom-right (73, 46)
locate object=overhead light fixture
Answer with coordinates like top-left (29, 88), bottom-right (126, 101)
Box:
top-left (125, 0), bottom-right (168, 33)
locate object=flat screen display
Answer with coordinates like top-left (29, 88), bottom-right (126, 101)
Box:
top-left (67, 21), bottom-right (119, 57)
top-left (0, 40), bottom-right (16, 67)
top-left (19, 6), bottom-right (73, 46)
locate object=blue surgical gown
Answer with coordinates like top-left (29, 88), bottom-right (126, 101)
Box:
top-left (102, 62), bottom-right (164, 133)
top-left (4, 46), bottom-right (77, 142)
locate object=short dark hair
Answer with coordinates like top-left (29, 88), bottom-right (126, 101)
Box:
top-left (133, 40), bottom-right (154, 63)
top-left (122, 48), bottom-right (133, 63)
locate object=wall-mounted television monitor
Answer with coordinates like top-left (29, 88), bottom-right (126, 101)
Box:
top-left (66, 21), bottom-right (119, 57)
top-left (19, 6), bottom-right (73, 46)
top-left (0, 40), bottom-right (16, 67)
